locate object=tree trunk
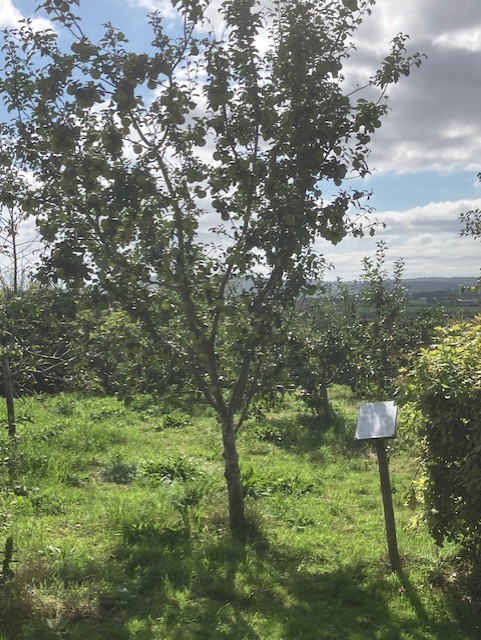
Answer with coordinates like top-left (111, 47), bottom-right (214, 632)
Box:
top-left (2, 352), bottom-right (15, 437)
top-left (320, 374), bottom-right (330, 420)
top-left (1, 537), bottom-right (14, 582)
top-left (221, 416), bottom-right (246, 541)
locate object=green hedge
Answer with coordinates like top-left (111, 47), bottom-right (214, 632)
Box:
top-left (405, 318), bottom-right (481, 562)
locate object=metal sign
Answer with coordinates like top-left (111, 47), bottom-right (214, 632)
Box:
top-left (355, 401), bottom-right (398, 441)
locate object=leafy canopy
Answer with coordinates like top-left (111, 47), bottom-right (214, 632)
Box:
top-left (0, 0), bottom-right (423, 422)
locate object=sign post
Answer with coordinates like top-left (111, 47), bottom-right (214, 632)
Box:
top-left (355, 401), bottom-right (401, 573)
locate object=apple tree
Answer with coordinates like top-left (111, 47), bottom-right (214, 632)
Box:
top-left (0, 0), bottom-right (422, 538)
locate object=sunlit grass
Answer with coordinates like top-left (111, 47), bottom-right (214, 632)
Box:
top-left (0, 390), bottom-right (478, 639)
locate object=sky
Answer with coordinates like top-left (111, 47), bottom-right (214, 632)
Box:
top-left (1, 0), bottom-right (481, 280)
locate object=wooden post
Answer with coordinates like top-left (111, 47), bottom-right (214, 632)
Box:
top-left (1, 352), bottom-right (16, 437)
top-left (375, 438), bottom-right (401, 572)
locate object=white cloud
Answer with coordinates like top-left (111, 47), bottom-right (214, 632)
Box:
top-left (322, 198), bottom-right (481, 279)
top-left (348, 0), bottom-right (481, 175)
top-left (0, 0), bottom-right (23, 27)
top-left (434, 26), bottom-right (481, 53)
top-left (126, 0), bottom-right (177, 19)
top-left (0, 0), bottom-right (53, 31)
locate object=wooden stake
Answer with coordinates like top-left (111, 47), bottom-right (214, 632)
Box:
top-left (375, 438), bottom-right (401, 572)
top-left (2, 352), bottom-right (16, 437)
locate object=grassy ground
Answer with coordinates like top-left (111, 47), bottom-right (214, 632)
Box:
top-left (0, 388), bottom-right (478, 639)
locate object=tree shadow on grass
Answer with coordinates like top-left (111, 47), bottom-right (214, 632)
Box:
top-left (250, 406), bottom-right (366, 459)
top-left (1, 521), bottom-right (479, 640)
top-left (423, 559), bottom-right (481, 639)
top-left (3, 526), bottom-right (478, 640)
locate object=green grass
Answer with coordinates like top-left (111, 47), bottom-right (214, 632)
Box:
top-left (0, 390), bottom-right (479, 639)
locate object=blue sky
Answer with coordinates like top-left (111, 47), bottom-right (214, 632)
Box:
top-left (2, 0), bottom-right (481, 280)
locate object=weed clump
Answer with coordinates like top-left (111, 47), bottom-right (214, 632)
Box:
top-left (101, 454), bottom-right (138, 485)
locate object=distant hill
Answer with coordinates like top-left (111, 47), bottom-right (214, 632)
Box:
top-left (400, 277), bottom-right (479, 294)
top-left (324, 276), bottom-right (479, 297)
top-left (232, 276), bottom-right (480, 298)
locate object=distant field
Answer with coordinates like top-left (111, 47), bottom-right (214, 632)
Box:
top-left (406, 300), bottom-right (479, 316)
top-left (0, 390), bottom-right (479, 639)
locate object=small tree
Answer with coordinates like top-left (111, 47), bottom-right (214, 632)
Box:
top-left (0, 0), bottom-right (423, 537)
top-left (288, 244), bottom-right (451, 413)
top-left (287, 284), bottom-right (358, 418)
top-left (0, 159), bottom-right (81, 405)
top-left (354, 243), bottom-right (458, 397)
top-left (291, 244), bottom-right (412, 407)
top-left (460, 190), bottom-right (481, 294)
top-left (460, 173), bottom-right (481, 239)
top-left (353, 242), bottom-right (408, 396)
top-left (2, 286), bottom-right (85, 394)
top-left (460, 209), bottom-right (481, 240)
top-left (80, 304), bottom-right (194, 400)
top-left (0, 161), bottom-right (40, 436)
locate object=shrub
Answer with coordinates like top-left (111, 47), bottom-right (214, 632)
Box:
top-left (140, 456), bottom-right (199, 485)
top-left (405, 317), bottom-right (481, 562)
top-left (101, 454), bottom-right (138, 485)
top-left (158, 411), bottom-right (191, 430)
top-left (241, 466), bottom-right (315, 499)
